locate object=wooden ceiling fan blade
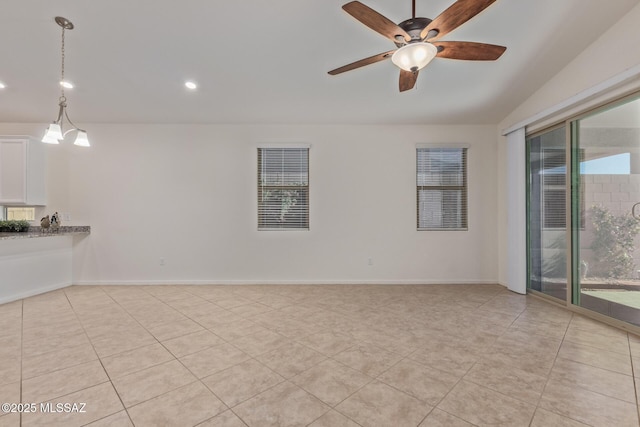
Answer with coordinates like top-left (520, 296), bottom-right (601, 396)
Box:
top-left (420, 0), bottom-right (497, 41)
top-left (434, 41), bottom-right (506, 60)
top-left (399, 70), bottom-right (418, 92)
top-left (328, 50), bottom-right (396, 75)
top-left (343, 1), bottom-right (411, 43)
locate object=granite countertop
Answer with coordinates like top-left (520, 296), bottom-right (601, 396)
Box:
top-left (0, 226), bottom-right (90, 240)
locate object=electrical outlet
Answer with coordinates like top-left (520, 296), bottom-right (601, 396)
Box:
top-left (160, 258), bottom-right (165, 266)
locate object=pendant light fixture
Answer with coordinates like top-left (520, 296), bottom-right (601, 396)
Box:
top-left (42, 16), bottom-right (90, 147)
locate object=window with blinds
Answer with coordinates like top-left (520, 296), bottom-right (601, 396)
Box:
top-left (417, 147), bottom-right (468, 230)
top-left (257, 147), bottom-right (309, 230)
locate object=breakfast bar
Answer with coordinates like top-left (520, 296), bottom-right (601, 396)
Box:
top-left (0, 226), bottom-right (90, 304)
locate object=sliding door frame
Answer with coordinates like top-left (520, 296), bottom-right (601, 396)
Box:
top-left (526, 123), bottom-right (569, 302)
top-left (526, 90), bottom-right (640, 336)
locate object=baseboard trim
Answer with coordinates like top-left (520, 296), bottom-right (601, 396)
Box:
top-left (0, 280), bottom-right (502, 303)
top-left (73, 279), bottom-right (499, 286)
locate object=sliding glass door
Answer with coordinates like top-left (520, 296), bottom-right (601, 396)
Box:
top-left (573, 97), bottom-right (640, 326)
top-left (527, 126), bottom-right (568, 301)
top-left (528, 94), bottom-right (640, 327)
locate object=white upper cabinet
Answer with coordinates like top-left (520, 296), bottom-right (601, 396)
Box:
top-left (0, 136), bottom-right (46, 206)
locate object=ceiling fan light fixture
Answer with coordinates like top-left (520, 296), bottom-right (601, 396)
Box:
top-left (391, 42), bottom-right (438, 72)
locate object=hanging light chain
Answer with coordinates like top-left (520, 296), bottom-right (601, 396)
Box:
top-left (60, 25), bottom-right (66, 101)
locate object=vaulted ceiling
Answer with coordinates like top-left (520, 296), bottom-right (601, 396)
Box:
top-left (1, 0), bottom-right (638, 125)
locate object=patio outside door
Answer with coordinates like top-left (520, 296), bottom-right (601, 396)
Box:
top-left (573, 97), bottom-right (640, 326)
top-left (527, 126), bottom-right (568, 301)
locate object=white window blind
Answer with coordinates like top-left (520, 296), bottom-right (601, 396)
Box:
top-left (541, 148), bottom-right (566, 229)
top-left (258, 147), bottom-right (309, 230)
top-left (417, 147), bottom-right (468, 230)
top-left (539, 147), bottom-right (584, 229)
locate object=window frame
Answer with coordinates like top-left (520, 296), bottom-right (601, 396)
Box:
top-left (416, 144), bottom-right (469, 231)
top-left (2, 206), bottom-right (36, 221)
top-left (257, 145), bottom-right (310, 231)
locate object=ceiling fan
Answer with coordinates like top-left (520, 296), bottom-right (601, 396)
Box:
top-left (328, 0), bottom-right (506, 92)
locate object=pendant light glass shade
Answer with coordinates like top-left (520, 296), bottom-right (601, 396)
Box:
top-left (42, 123), bottom-right (62, 144)
top-left (73, 130), bottom-right (90, 147)
top-left (391, 42), bottom-right (438, 72)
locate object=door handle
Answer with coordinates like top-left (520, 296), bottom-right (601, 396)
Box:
top-left (633, 202), bottom-right (640, 220)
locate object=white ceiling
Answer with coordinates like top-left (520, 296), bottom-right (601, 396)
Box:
top-left (0, 0), bottom-right (638, 126)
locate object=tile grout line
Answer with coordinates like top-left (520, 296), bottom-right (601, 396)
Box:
top-left (277, 317), bottom-right (419, 422)
top-left (243, 284), bottom-right (483, 425)
top-left (562, 333), bottom-right (635, 357)
top-left (527, 310), bottom-right (571, 427)
top-left (300, 359), bottom-right (374, 415)
top-left (100, 285), bottom-right (338, 425)
top-left (98, 287), bottom-right (237, 422)
top-left (303, 405), bottom-right (363, 427)
top-left (12, 284), bottom-right (632, 427)
top-left (552, 354), bottom-right (637, 385)
top-left (19, 299), bottom-right (23, 427)
top-left (20, 294), bottom-right (111, 415)
top-left (435, 294), bottom-right (565, 425)
top-left (201, 359), bottom-right (287, 409)
top-left (108, 286), bottom-right (297, 425)
top-left (227, 408), bottom-right (251, 427)
top-left (185, 289), bottom-right (388, 425)
top-left (18, 290), bottom-right (123, 424)
top-left (62, 287), bottom-right (136, 427)
top-left (414, 294), bottom-right (531, 426)
top-left (627, 333), bottom-right (640, 424)
top-left (407, 334), bottom-right (479, 426)
top-left (534, 311), bottom-right (571, 391)
top-left (101, 287), bottom-right (234, 423)
top-left (528, 311), bottom-right (634, 427)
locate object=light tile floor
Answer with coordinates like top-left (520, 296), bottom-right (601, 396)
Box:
top-left (0, 284), bottom-right (639, 426)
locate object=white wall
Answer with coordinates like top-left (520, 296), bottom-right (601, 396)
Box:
top-left (496, 3), bottom-right (640, 286)
top-left (0, 123), bottom-right (499, 285)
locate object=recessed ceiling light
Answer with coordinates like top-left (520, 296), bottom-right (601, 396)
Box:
top-left (185, 81), bottom-right (197, 90)
top-left (60, 80), bottom-right (74, 89)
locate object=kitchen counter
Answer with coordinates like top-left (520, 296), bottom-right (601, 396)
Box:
top-left (0, 226), bottom-right (90, 240)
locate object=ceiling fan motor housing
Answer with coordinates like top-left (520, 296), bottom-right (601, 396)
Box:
top-left (394, 17), bottom-right (432, 46)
